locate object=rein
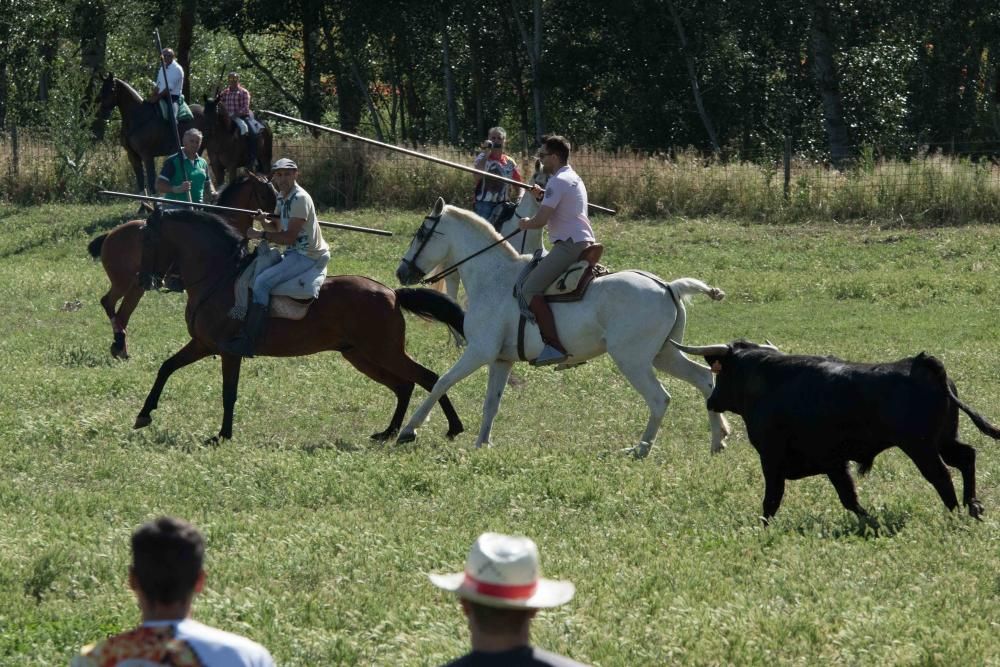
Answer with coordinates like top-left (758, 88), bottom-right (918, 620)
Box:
top-left (421, 228), bottom-right (523, 285)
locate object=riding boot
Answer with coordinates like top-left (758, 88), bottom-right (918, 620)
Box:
top-left (246, 133), bottom-right (258, 171)
top-left (218, 302), bottom-right (268, 358)
top-left (528, 295), bottom-right (568, 366)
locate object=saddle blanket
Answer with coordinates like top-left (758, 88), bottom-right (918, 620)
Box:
top-left (229, 243), bottom-right (329, 321)
top-left (158, 94), bottom-right (193, 121)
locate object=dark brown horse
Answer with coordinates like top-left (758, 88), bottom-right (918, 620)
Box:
top-left (133, 207), bottom-right (464, 442)
top-left (203, 96), bottom-right (273, 185)
top-left (96, 73), bottom-right (207, 193)
top-left (88, 172), bottom-right (276, 359)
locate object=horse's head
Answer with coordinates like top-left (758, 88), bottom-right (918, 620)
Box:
top-left (140, 208), bottom-right (247, 291)
top-left (204, 96), bottom-right (231, 132)
top-left (96, 73), bottom-right (117, 121)
top-left (397, 198), bottom-right (452, 285)
top-left (217, 170), bottom-right (278, 234)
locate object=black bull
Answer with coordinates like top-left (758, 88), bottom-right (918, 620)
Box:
top-left (672, 339), bottom-right (1000, 522)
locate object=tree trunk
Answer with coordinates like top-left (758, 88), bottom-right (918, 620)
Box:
top-left (666, 0), bottom-right (720, 154)
top-left (441, 9), bottom-right (460, 145)
top-left (301, 6), bottom-right (322, 124)
top-left (349, 59), bottom-right (384, 141)
top-left (177, 0), bottom-right (196, 99)
top-left (0, 62), bottom-right (7, 130)
top-left (809, 0), bottom-right (850, 168)
top-left (37, 33), bottom-right (58, 102)
top-left (511, 0), bottom-right (545, 142)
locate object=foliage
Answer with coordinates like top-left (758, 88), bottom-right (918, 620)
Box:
top-left (1, 204), bottom-right (1000, 665)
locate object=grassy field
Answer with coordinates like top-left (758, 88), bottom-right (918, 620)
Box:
top-left (1, 202), bottom-right (999, 666)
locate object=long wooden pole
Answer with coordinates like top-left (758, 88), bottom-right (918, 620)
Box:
top-left (260, 110), bottom-right (617, 215)
top-left (98, 190), bottom-right (393, 236)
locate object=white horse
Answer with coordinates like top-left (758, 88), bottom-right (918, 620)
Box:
top-left (437, 160), bottom-right (548, 302)
top-left (394, 198), bottom-right (731, 457)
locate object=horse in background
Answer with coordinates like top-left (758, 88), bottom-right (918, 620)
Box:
top-left (203, 96), bottom-right (273, 185)
top-left (133, 208), bottom-right (465, 442)
top-left (88, 171), bottom-right (275, 359)
top-left (95, 73), bottom-right (207, 194)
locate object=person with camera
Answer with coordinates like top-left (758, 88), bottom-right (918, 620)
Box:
top-left (472, 126), bottom-right (522, 223)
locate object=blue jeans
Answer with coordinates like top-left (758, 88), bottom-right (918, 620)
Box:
top-left (251, 251), bottom-right (315, 306)
top-left (474, 200), bottom-right (499, 222)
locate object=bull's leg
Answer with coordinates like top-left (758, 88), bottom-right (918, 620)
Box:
top-left (941, 441), bottom-right (982, 519)
top-left (903, 448), bottom-right (960, 513)
top-left (654, 347), bottom-right (731, 454)
top-left (475, 360), bottom-right (513, 448)
top-left (827, 463), bottom-right (869, 517)
top-left (760, 462), bottom-right (786, 525)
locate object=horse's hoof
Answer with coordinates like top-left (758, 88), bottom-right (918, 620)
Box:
top-left (396, 431), bottom-right (416, 444)
top-left (133, 415), bottom-right (151, 429)
top-left (969, 499), bottom-right (985, 520)
top-left (446, 425), bottom-right (465, 440)
top-left (371, 428), bottom-right (398, 442)
top-left (621, 442), bottom-right (652, 459)
top-left (110, 344), bottom-right (129, 360)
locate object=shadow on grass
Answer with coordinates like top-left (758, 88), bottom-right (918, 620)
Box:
top-left (789, 508), bottom-right (910, 539)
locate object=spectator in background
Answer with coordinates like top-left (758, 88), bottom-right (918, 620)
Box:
top-left (429, 532), bottom-right (590, 667)
top-left (472, 126), bottom-right (522, 223)
top-left (71, 516), bottom-right (274, 667)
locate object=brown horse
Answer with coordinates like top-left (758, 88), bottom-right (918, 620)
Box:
top-left (133, 207), bottom-right (465, 442)
top-left (88, 172), bottom-right (276, 359)
top-left (203, 96), bottom-right (273, 185)
top-left (96, 73), bottom-right (207, 193)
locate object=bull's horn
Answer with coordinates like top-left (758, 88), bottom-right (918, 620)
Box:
top-left (669, 340), bottom-right (730, 357)
top-left (762, 339), bottom-right (779, 351)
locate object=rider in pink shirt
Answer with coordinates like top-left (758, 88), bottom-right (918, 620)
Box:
top-left (518, 135), bottom-right (597, 366)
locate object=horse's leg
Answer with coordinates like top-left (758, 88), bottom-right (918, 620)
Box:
top-left (341, 349), bottom-right (414, 441)
top-left (475, 360), bottom-right (513, 448)
top-left (654, 346), bottom-right (731, 454)
top-left (144, 156), bottom-right (158, 194)
top-left (127, 149), bottom-right (144, 193)
top-left (397, 351), bottom-right (487, 443)
top-left (610, 351), bottom-right (670, 459)
top-left (134, 339), bottom-right (212, 429)
top-left (109, 285), bottom-right (143, 360)
top-left (217, 353), bottom-right (242, 441)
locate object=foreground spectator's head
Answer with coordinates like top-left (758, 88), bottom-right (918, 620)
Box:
top-left (129, 516), bottom-right (205, 605)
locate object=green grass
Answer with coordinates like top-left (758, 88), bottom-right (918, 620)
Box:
top-left (1, 203), bottom-right (1000, 665)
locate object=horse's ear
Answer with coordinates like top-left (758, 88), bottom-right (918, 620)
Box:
top-left (433, 197), bottom-right (445, 216)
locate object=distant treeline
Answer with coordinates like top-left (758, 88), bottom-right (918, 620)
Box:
top-left (1, 0), bottom-right (998, 160)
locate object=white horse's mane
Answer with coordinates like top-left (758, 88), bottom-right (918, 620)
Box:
top-left (442, 204), bottom-right (522, 259)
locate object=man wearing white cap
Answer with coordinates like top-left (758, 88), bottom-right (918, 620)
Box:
top-left (429, 532), bottom-right (590, 667)
top-left (220, 157), bottom-right (329, 357)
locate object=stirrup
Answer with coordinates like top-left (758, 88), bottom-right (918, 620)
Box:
top-left (530, 344), bottom-right (568, 367)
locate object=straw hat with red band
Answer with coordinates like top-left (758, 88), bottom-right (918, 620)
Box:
top-left (429, 533), bottom-right (575, 609)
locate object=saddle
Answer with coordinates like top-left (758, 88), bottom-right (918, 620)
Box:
top-left (513, 244), bottom-right (609, 367)
top-left (268, 295), bottom-right (315, 321)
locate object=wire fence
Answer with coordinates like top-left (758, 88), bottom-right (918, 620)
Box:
top-left (3, 125), bottom-right (1000, 223)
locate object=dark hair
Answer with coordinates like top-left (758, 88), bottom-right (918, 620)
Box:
top-left (131, 517), bottom-right (205, 604)
top-left (466, 601), bottom-right (535, 634)
top-left (540, 135), bottom-right (571, 164)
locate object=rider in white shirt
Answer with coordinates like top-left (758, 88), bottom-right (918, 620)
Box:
top-left (151, 47), bottom-right (185, 117)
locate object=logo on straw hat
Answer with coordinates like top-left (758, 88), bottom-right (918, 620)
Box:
top-left (429, 533), bottom-right (575, 609)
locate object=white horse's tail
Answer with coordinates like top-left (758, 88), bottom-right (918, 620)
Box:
top-left (667, 278), bottom-right (726, 305)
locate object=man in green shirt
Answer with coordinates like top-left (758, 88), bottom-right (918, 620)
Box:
top-left (156, 128), bottom-right (217, 204)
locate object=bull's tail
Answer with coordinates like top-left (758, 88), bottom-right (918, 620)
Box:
top-left (668, 277), bottom-right (726, 305)
top-left (396, 287), bottom-right (465, 344)
top-left (88, 233), bottom-right (108, 259)
top-left (948, 385), bottom-right (1000, 440)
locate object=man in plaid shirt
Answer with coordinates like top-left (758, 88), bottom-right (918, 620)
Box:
top-left (217, 72), bottom-right (259, 170)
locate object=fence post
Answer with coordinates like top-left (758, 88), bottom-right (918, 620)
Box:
top-left (10, 124), bottom-right (18, 177)
top-left (783, 135), bottom-right (791, 200)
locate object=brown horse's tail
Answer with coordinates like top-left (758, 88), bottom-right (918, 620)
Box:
top-left (88, 233), bottom-right (108, 259)
top-left (396, 288), bottom-right (465, 343)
